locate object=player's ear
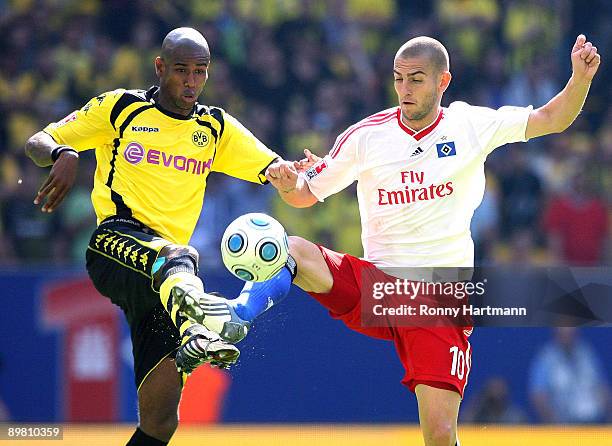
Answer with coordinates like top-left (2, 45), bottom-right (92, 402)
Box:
top-left (154, 56), bottom-right (164, 78)
top-left (439, 71), bottom-right (452, 93)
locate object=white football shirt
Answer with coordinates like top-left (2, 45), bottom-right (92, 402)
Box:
top-left (304, 101), bottom-right (532, 268)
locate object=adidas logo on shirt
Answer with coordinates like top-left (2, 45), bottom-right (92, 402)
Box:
top-left (411, 147), bottom-right (423, 157)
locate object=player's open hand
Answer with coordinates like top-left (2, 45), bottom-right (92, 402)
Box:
top-left (265, 160), bottom-right (298, 193)
top-left (33, 150), bottom-right (79, 212)
top-left (571, 34), bottom-right (601, 82)
top-left (294, 149), bottom-right (321, 172)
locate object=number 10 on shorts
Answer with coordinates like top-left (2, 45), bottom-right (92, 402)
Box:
top-left (449, 345), bottom-right (471, 380)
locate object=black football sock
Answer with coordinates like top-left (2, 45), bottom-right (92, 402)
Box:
top-left (126, 427), bottom-right (168, 446)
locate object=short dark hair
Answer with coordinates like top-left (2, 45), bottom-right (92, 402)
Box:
top-left (395, 36), bottom-right (449, 73)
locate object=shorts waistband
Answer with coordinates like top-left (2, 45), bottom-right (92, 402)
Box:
top-left (99, 216), bottom-right (157, 235)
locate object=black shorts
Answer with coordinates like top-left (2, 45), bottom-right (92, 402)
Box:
top-left (85, 216), bottom-right (181, 390)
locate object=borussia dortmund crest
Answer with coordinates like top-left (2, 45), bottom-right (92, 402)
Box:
top-left (192, 130), bottom-right (209, 147)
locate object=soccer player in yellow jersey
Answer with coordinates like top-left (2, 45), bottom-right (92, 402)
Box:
top-left (25, 28), bottom-right (291, 446)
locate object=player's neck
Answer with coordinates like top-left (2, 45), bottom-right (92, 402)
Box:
top-left (155, 88), bottom-right (195, 117)
top-left (400, 107), bottom-right (441, 132)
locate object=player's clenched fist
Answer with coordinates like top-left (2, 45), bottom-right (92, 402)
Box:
top-left (265, 160), bottom-right (299, 193)
top-left (571, 34), bottom-right (601, 82)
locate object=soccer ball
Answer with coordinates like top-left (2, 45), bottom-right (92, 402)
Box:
top-left (221, 213), bottom-right (289, 282)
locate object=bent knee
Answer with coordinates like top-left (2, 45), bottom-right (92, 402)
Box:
top-left (158, 244), bottom-right (199, 268)
top-left (153, 244), bottom-right (200, 288)
top-left (288, 236), bottom-right (310, 257)
top-left (422, 419), bottom-right (456, 446)
top-left (288, 236), bottom-right (333, 293)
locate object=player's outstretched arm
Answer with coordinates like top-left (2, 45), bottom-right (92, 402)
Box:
top-left (266, 159), bottom-right (318, 208)
top-left (25, 131), bottom-right (79, 213)
top-left (526, 34), bottom-right (601, 139)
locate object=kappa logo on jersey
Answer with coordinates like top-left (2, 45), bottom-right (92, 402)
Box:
top-left (305, 161), bottom-right (328, 180)
top-left (95, 94), bottom-right (106, 105)
top-left (436, 141), bottom-right (456, 158)
top-left (131, 126), bottom-right (159, 132)
top-left (83, 94), bottom-right (107, 115)
top-left (192, 130), bottom-right (209, 147)
top-left (123, 141), bottom-right (213, 175)
top-left (411, 147), bottom-right (424, 157)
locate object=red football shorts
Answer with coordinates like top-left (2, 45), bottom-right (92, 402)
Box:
top-left (307, 246), bottom-right (472, 397)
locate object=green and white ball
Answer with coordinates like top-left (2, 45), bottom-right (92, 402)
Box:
top-left (221, 213), bottom-right (289, 282)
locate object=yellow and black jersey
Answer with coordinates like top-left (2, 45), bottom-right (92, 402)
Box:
top-left (44, 87), bottom-right (278, 244)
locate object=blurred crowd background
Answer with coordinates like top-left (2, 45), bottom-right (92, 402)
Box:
top-left (0, 0), bottom-right (611, 426)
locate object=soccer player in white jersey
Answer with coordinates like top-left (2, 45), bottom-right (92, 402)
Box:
top-left (219, 35), bottom-right (600, 446)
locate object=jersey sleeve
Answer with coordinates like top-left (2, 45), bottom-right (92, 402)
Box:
top-left (451, 101), bottom-right (533, 156)
top-left (303, 130), bottom-right (359, 201)
top-left (43, 90), bottom-right (122, 152)
top-left (212, 111), bottom-right (279, 184)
